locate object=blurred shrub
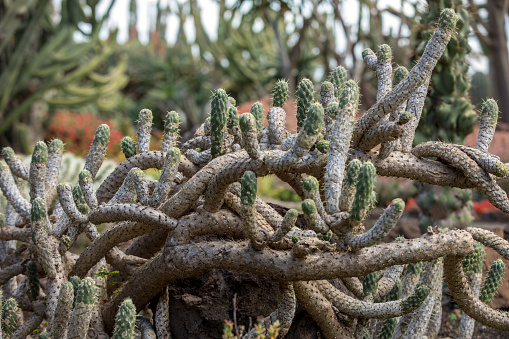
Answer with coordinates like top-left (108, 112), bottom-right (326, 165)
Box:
top-left (257, 176), bottom-right (301, 202)
top-left (47, 111), bottom-right (124, 157)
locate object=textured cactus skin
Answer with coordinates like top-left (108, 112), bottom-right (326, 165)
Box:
top-left (67, 278), bottom-right (96, 339)
top-left (402, 286), bottom-right (430, 313)
top-left (462, 241), bottom-right (485, 276)
top-left (121, 137), bottom-right (137, 159)
top-left (26, 260), bottom-right (39, 301)
top-left (378, 317), bottom-right (397, 339)
top-left (2, 298), bottom-right (18, 338)
top-left (350, 162), bottom-right (376, 222)
top-left (363, 271), bottom-right (380, 298)
top-left (272, 79), bottom-right (289, 108)
top-left (241, 171), bottom-right (257, 206)
top-left (210, 89), bottom-right (229, 158)
top-left (112, 298), bottom-right (136, 339)
top-left (480, 259), bottom-right (506, 304)
top-left (69, 276), bottom-right (81, 306)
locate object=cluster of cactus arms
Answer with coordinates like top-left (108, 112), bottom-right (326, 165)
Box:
top-left (1, 9), bottom-right (509, 339)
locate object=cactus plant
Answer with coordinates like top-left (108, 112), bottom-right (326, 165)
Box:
top-left (0, 8), bottom-right (509, 338)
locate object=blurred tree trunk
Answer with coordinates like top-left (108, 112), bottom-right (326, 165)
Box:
top-left (487, 0), bottom-right (509, 122)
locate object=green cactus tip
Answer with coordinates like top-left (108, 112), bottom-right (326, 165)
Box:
top-left (316, 140), bottom-right (330, 154)
top-left (250, 101), bottom-right (264, 131)
top-left (438, 8), bottom-right (458, 31)
top-left (481, 99), bottom-right (499, 126)
top-left (494, 161), bottom-right (508, 177)
top-left (393, 66), bottom-right (409, 86)
top-left (376, 44), bottom-right (392, 60)
top-left (303, 103), bottom-right (324, 136)
top-left (1, 146), bottom-right (15, 161)
top-left (112, 298), bottom-right (137, 339)
top-left (329, 66), bottom-right (348, 90)
top-left (241, 171), bottom-right (257, 206)
top-left (480, 259), bottom-right (506, 304)
top-left (138, 109), bottom-right (153, 124)
top-left (164, 111), bottom-right (180, 132)
top-left (166, 147), bottom-right (181, 163)
top-left (48, 139), bottom-right (64, 153)
top-left (93, 124), bottom-right (111, 148)
top-left (362, 48), bottom-right (374, 60)
top-left (76, 277), bottom-right (96, 305)
top-left (391, 198), bottom-right (405, 213)
top-left (272, 79), bottom-right (289, 108)
top-left (302, 199), bottom-right (317, 216)
top-left (32, 141), bottom-right (48, 164)
top-left (121, 137), bottom-right (137, 159)
top-left (303, 176), bottom-right (319, 192)
top-left (338, 80), bottom-right (360, 110)
top-left (78, 170), bottom-right (93, 186)
top-left (239, 113), bottom-right (256, 132)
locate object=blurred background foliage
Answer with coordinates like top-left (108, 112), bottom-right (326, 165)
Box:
top-left (1, 0), bottom-right (508, 207)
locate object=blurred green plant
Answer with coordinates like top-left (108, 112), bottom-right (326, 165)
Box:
top-left (0, 0), bottom-right (127, 148)
top-left (257, 176), bottom-right (301, 203)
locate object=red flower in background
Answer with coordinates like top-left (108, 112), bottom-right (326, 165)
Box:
top-left (47, 111), bottom-right (124, 157)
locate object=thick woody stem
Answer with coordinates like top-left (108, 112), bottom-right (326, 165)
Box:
top-left (324, 103), bottom-right (355, 215)
top-left (467, 227), bottom-right (509, 260)
top-left (444, 255), bottom-right (509, 331)
top-left (88, 204), bottom-right (176, 229)
top-left (316, 280), bottom-right (429, 319)
top-left (412, 142), bottom-right (509, 212)
top-left (293, 281), bottom-right (350, 339)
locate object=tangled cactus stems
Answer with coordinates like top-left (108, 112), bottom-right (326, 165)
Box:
top-left (2, 8), bottom-right (509, 339)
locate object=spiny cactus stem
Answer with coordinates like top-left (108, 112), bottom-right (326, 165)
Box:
top-left (78, 170), bottom-right (98, 209)
top-left (444, 255), bottom-right (509, 331)
top-left (412, 142), bottom-right (509, 213)
top-left (85, 124), bottom-right (110, 178)
top-left (162, 110), bottom-right (180, 152)
top-left (29, 141), bottom-right (48, 203)
top-left (344, 198), bottom-right (404, 250)
top-left (57, 183), bottom-right (88, 223)
top-left (2, 147), bottom-right (29, 180)
top-left (137, 109), bottom-right (153, 153)
top-left (316, 280), bottom-right (429, 319)
top-left (376, 44), bottom-right (393, 102)
top-left (362, 48), bottom-right (377, 70)
top-left (400, 78), bottom-right (430, 153)
top-left (270, 209), bottom-right (298, 243)
top-left (239, 113), bottom-right (261, 160)
top-left (352, 10), bottom-right (458, 147)
top-left (0, 162), bottom-right (30, 220)
top-left (324, 103), bottom-right (356, 215)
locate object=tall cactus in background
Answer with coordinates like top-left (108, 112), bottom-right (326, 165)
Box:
top-left (414, 0), bottom-right (476, 144)
top-left (411, 1), bottom-right (476, 233)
